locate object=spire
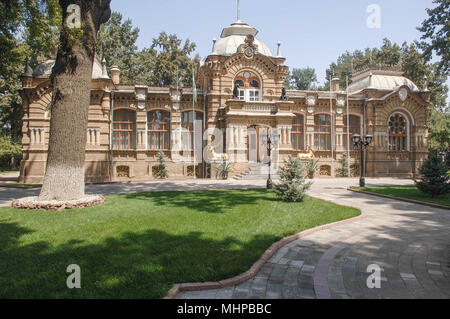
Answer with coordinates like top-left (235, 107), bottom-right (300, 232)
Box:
top-left (22, 57), bottom-right (33, 77)
top-left (368, 72), bottom-right (374, 89)
top-left (212, 38), bottom-right (217, 55)
top-left (423, 75), bottom-right (429, 91)
top-left (277, 41), bottom-right (282, 58)
top-left (100, 57), bottom-right (110, 79)
top-left (236, 0), bottom-right (242, 23)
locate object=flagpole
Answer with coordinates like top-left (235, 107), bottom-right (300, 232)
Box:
top-left (192, 65), bottom-right (196, 179)
top-left (192, 66), bottom-right (195, 179)
top-left (346, 75), bottom-right (351, 177)
top-left (330, 73), bottom-right (334, 165)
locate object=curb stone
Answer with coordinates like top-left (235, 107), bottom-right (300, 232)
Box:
top-left (348, 188), bottom-right (449, 211)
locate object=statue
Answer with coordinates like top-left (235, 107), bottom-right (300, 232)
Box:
top-left (298, 146), bottom-right (314, 160)
top-left (233, 83), bottom-right (240, 99)
top-left (209, 145), bottom-right (229, 161)
top-left (280, 87), bottom-right (288, 101)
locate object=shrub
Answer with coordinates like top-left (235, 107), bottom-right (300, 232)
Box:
top-left (215, 159), bottom-right (233, 180)
top-left (306, 159), bottom-right (319, 179)
top-left (275, 156), bottom-right (313, 202)
top-left (415, 150), bottom-right (450, 197)
top-left (153, 151), bottom-right (169, 179)
top-left (0, 135), bottom-right (22, 169)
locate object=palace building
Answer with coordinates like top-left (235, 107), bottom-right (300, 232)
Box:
top-left (18, 13), bottom-right (431, 184)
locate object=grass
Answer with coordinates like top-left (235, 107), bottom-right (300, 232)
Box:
top-left (353, 185), bottom-right (450, 207)
top-left (0, 189), bottom-right (360, 299)
top-left (0, 168), bottom-right (19, 174)
top-left (0, 184), bottom-right (41, 189)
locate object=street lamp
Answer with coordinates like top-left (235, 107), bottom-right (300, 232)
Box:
top-left (262, 131), bottom-right (280, 190)
top-left (352, 134), bottom-right (373, 187)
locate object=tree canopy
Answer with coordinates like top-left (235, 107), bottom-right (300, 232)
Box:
top-left (417, 0), bottom-right (449, 76)
top-left (97, 13), bottom-right (199, 86)
top-left (0, 0), bottom-right (61, 140)
top-left (286, 67), bottom-right (318, 90)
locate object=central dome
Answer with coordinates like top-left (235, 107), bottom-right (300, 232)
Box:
top-left (213, 22), bottom-right (273, 57)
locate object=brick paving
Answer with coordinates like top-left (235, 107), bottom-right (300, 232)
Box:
top-left (175, 179), bottom-right (450, 299)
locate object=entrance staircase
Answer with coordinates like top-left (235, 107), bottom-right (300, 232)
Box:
top-left (232, 163), bottom-right (279, 181)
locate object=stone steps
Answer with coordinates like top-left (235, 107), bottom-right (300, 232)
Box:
top-left (233, 163), bottom-right (278, 181)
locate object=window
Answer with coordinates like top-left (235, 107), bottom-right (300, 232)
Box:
top-left (314, 114), bottom-right (332, 151)
top-left (249, 90), bottom-right (260, 101)
top-left (181, 111), bottom-right (204, 149)
top-left (148, 110), bottom-right (170, 150)
top-left (234, 71), bottom-right (261, 102)
top-left (343, 115), bottom-right (361, 151)
top-left (113, 109), bottom-right (136, 150)
top-left (388, 113), bottom-right (408, 151)
top-left (291, 114), bottom-right (304, 150)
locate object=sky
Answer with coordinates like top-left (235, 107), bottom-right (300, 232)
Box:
top-left (110, 0), bottom-right (448, 91)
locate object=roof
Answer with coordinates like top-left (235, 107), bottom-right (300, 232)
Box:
top-left (348, 70), bottom-right (419, 94)
top-left (32, 56), bottom-right (109, 80)
top-left (213, 22), bottom-right (273, 57)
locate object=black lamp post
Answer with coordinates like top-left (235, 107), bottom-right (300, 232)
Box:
top-left (352, 134), bottom-right (373, 187)
top-left (263, 132), bottom-right (280, 190)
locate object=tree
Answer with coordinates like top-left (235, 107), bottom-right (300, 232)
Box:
top-left (428, 109), bottom-right (450, 152)
top-left (39, 0), bottom-right (111, 201)
top-left (0, 134), bottom-right (22, 169)
top-left (286, 67), bottom-right (318, 90)
top-left (415, 150), bottom-right (450, 197)
top-left (153, 151), bottom-right (169, 179)
top-left (150, 32), bottom-right (199, 86)
top-left (336, 153), bottom-right (351, 177)
top-left (97, 12), bottom-right (141, 83)
top-left (0, 0), bottom-right (61, 139)
top-left (418, 0), bottom-right (449, 76)
top-left (326, 39), bottom-right (449, 151)
top-left (275, 156), bottom-right (312, 202)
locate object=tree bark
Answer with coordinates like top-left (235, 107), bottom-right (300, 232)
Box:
top-left (39, 0), bottom-right (111, 201)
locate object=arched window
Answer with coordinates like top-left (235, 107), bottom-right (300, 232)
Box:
top-left (148, 110), bottom-right (170, 150)
top-left (113, 109), bottom-right (136, 150)
top-left (343, 115), bottom-right (361, 151)
top-left (181, 110), bottom-right (204, 149)
top-left (234, 71), bottom-right (261, 102)
top-left (314, 114), bottom-right (332, 151)
top-left (291, 114), bottom-right (304, 150)
top-left (388, 113), bottom-right (408, 152)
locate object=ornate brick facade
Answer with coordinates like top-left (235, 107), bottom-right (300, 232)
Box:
top-left (19, 19), bottom-right (430, 183)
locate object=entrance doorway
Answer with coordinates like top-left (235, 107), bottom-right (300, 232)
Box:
top-left (248, 125), bottom-right (270, 163)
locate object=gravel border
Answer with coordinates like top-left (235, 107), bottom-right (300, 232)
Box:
top-left (11, 195), bottom-right (106, 210)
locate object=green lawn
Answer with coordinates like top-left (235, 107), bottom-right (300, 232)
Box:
top-left (0, 189), bottom-right (360, 299)
top-left (0, 184), bottom-right (41, 189)
top-left (353, 185), bottom-right (450, 207)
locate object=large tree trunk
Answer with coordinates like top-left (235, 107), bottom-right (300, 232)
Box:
top-left (39, 0), bottom-right (111, 201)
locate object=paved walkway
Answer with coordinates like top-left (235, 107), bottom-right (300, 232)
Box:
top-left (174, 180), bottom-right (450, 299)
